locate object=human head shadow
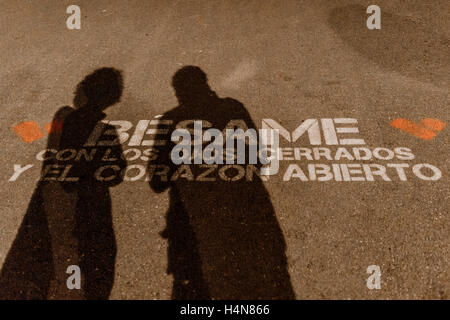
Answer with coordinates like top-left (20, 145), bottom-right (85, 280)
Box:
top-left (149, 66), bottom-right (295, 299)
top-left (0, 67), bottom-right (127, 299)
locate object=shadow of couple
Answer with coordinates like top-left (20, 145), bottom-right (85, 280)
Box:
top-left (0, 66), bottom-right (295, 300)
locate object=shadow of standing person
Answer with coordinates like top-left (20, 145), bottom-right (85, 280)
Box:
top-left (149, 66), bottom-right (295, 299)
top-left (0, 68), bottom-right (126, 300)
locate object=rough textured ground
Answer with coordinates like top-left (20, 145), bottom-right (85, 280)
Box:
top-left (0, 0), bottom-right (448, 299)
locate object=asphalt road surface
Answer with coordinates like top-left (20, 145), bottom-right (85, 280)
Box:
top-left (0, 0), bottom-right (448, 299)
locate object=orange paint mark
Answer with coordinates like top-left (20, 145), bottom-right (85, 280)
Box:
top-left (13, 121), bottom-right (45, 143)
top-left (391, 118), bottom-right (446, 140)
top-left (420, 118), bottom-right (446, 132)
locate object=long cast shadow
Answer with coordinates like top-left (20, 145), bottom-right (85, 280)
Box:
top-left (0, 68), bottom-right (126, 299)
top-left (149, 66), bottom-right (295, 299)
